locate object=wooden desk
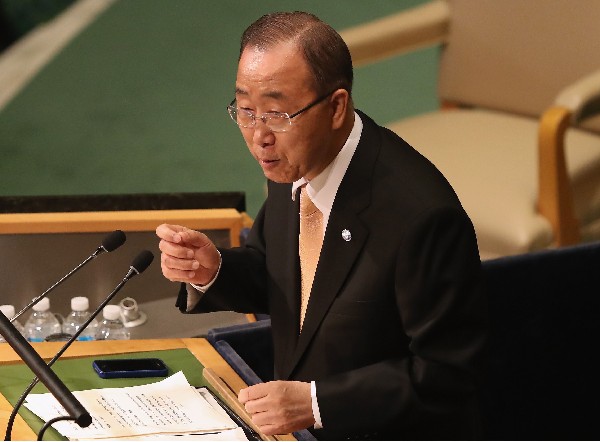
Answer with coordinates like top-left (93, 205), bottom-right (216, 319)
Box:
top-left (0, 208), bottom-right (244, 247)
top-left (0, 339), bottom-right (293, 441)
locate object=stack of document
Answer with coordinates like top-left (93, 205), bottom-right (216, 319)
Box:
top-left (24, 371), bottom-right (248, 440)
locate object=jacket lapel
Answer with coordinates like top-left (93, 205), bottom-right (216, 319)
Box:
top-left (281, 111), bottom-right (380, 379)
top-left (270, 184), bottom-right (302, 377)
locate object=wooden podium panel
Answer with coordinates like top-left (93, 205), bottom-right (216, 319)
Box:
top-left (0, 208), bottom-right (244, 247)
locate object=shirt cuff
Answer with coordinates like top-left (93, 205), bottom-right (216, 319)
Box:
top-left (184, 284), bottom-right (203, 312)
top-left (311, 381), bottom-right (323, 429)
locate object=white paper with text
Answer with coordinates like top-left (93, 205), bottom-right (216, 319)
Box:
top-left (24, 371), bottom-right (237, 440)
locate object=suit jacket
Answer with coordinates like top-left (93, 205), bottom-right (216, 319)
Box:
top-left (179, 111), bottom-right (487, 440)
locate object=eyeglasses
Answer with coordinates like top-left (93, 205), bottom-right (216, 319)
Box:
top-left (226, 90), bottom-right (334, 133)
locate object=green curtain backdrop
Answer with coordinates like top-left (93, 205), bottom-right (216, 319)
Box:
top-left (0, 0), bottom-right (436, 218)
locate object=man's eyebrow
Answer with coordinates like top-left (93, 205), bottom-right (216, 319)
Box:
top-left (263, 91), bottom-right (284, 99)
top-left (234, 88), bottom-right (285, 100)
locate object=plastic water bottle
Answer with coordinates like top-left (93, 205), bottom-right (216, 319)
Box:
top-left (0, 305), bottom-right (25, 343)
top-left (62, 297), bottom-right (98, 341)
top-left (96, 305), bottom-right (130, 340)
top-left (23, 298), bottom-right (62, 342)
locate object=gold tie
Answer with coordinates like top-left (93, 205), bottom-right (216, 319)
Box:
top-left (299, 185), bottom-right (324, 331)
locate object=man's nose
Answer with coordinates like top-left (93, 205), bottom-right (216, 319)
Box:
top-left (252, 121), bottom-right (275, 146)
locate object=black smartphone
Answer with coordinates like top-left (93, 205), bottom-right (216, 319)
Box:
top-left (92, 358), bottom-right (169, 379)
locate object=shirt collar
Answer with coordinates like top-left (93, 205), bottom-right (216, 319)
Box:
top-left (291, 111), bottom-right (363, 228)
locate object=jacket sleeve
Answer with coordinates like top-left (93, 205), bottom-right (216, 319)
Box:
top-left (175, 202), bottom-right (271, 315)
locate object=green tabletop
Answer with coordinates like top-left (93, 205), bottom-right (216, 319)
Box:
top-left (0, 348), bottom-right (207, 440)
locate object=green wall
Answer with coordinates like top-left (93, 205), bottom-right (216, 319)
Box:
top-left (0, 0), bottom-right (437, 218)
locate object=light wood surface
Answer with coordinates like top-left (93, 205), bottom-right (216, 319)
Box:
top-left (538, 105), bottom-right (580, 246)
top-left (0, 338), bottom-right (293, 440)
top-left (204, 367), bottom-right (277, 441)
top-left (0, 208), bottom-right (244, 247)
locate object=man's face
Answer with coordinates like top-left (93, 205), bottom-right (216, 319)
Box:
top-left (234, 42), bottom-right (337, 183)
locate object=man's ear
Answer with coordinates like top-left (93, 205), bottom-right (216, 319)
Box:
top-left (330, 89), bottom-right (350, 130)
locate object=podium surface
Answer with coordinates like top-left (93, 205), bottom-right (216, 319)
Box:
top-left (0, 338), bottom-right (292, 440)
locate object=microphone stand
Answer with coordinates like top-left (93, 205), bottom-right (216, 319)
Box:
top-left (10, 229), bottom-right (126, 323)
top-left (11, 254), bottom-right (98, 323)
top-left (0, 312), bottom-right (91, 441)
top-left (4, 259), bottom-right (148, 441)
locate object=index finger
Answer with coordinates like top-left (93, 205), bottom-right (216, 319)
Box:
top-left (155, 224), bottom-right (187, 242)
top-left (238, 383), bottom-right (268, 404)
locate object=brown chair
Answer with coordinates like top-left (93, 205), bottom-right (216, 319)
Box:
top-left (341, 0), bottom-right (600, 259)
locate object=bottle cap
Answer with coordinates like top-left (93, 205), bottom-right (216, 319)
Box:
top-left (0, 305), bottom-right (16, 318)
top-left (32, 298), bottom-right (50, 312)
top-left (71, 296), bottom-right (90, 311)
top-left (102, 305), bottom-right (122, 321)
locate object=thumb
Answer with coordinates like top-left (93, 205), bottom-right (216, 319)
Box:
top-left (238, 386), bottom-right (250, 404)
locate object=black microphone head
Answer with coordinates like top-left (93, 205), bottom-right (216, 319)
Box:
top-left (131, 250), bottom-right (154, 274)
top-left (102, 230), bottom-right (126, 252)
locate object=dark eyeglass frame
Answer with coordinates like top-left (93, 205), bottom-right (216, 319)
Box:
top-left (226, 90), bottom-right (336, 132)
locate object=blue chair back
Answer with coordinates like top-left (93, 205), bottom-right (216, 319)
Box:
top-left (207, 319), bottom-right (274, 384)
top-left (481, 241), bottom-right (600, 439)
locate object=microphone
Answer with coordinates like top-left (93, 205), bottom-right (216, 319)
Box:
top-left (10, 230), bottom-right (126, 323)
top-left (0, 311), bottom-right (92, 430)
top-left (124, 249), bottom-right (154, 279)
top-left (2, 250), bottom-right (154, 441)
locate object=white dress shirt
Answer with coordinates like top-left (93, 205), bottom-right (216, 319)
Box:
top-left (291, 112), bottom-right (363, 429)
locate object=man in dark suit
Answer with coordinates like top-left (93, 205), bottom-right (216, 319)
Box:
top-left (156, 11), bottom-right (487, 440)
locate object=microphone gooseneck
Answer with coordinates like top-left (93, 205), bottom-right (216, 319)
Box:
top-left (10, 230), bottom-right (127, 323)
top-left (47, 250), bottom-right (155, 365)
top-left (3, 250), bottom-right (154, 441)
top-left (0, 312), bottom-right (92, 435)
